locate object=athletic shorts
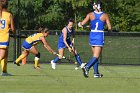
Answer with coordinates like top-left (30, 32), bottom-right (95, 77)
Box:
top-left (22, 40), bottom-right (33, 50)
top-left (89, 31), bottom-right (104, 47)
top-left (0, 42), bottom-right (9, 48)
top-left (58, 40), bottom-right (71, 50)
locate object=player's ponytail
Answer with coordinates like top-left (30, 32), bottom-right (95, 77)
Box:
top-left (43, 27), bottom-right (49, 33)
top-left (38, 27), bottom-right (44, 32)
top-left (0, 0), bottom-right (8, 19)
top-left (38, 26), bottom-right (49, 33)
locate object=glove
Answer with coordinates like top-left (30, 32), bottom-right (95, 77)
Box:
top-left (78, 22), bottom-right (83, 28)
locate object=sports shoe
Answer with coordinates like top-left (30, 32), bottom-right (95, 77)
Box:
top-left (1, 72), bottom-right (12, 76)
top-left (34, 66), bottom-right (41, 70)
top-left (82, 66), bottom-right (89, 78)
top-left (94, 74), bottom-right (103, 78)
top-left (13, 61), bottom-right (20, 66)
top-left (51, 60), bottom-right (56, 69)
top-left (80, 63), bottom-right (86, 68)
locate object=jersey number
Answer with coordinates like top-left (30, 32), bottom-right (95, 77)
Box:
top-left (95, 22), bottom-right (99, 30)
top-left (0, 20), bottom-right (6, 29)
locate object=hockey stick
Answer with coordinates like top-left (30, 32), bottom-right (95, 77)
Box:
top-left (62, 55), bottom-right (80, 70)
top-left (56, 54), bottom-right (75, 64)
top-left (56, 54), bottom-right (80, 70)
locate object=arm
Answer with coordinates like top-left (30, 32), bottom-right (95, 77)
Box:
top-left (78, 14), bottom-right (90, 27)
top-left (40, 36), bottom-right (56, 54)
top-left (105, 14), bottom-right (112, 31)
top-left (10, 14), bottom-right (15, 33)
top-left (71, 37), bottom-right (75, 46)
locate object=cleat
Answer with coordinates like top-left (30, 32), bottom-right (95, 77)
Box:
top-left (80, 63), bottom-right (86, 68)
top-left (82, 66), bottom-right (89, 78)
top-left (94, 74), bottom-right (103, 78)
top-left (1, 72), bottom-right (12, 76)
top-left (34, 66), bottom-right (41, 70)
top-left (51, 60), bottom-right (56, 69)
top-left (13, 61), bottom-right (20, 66)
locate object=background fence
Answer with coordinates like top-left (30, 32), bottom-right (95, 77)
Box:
top-left (8, 31), bottom-right (140, 65)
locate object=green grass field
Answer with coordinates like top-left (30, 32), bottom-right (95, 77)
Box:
top-left (0, 63), bottom-right (140, 93)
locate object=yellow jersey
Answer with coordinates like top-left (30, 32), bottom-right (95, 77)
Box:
top-left (0, 11), bottom-right (11, 48)
top-left (25, 33), bottom-right (44, 45)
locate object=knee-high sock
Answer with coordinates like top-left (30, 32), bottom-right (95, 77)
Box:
top-left (15, 54), bottom-right (25, 63)
top-left (86, 57), bottom-right (98, 70)
top-left (93, 62), bottom-right (99, 74)
top-left (53, 57), bottom-right (60, 63)
top-left (1, 58), bottom-right (7, 73)
top-left (34, 57), bottom-right (39, 67)
top-left (75, 54), bottom-right (82, 65)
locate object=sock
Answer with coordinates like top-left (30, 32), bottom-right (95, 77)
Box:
top-left (75, 54), bottom-right (82, 65)
top-left (86, 57), bottom-right (98, 70)
top-left (93, 61), bottom-right (99, 74)
top-left (53, 56), bottom-right (60, 63)
top-left (1, 58), bottom-right (7, 73)
top-left (15, 54), bottom-right (25, 63)
top-left (34, 57), bottom-right (39, 67)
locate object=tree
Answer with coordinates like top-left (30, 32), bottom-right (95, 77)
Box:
top-left (102, 0), bottom-right (140, 32)
top-left (7, 0), bottom-right (140, 31)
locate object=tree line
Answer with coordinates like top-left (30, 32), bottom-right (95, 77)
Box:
top-left (8, 0), bottom-right (140, 32)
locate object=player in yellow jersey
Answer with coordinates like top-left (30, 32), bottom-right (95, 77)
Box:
top-left (0, 0), bottom-right (15, 76)
top-left (14, 27), bottom-right (56, 69)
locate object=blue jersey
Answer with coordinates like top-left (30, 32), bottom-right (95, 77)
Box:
top-left (58, 27), bottom-right (74, 49)
top-left (89, 11), bottom-right (106, 47)
top-left (90, 12), bottom-right (105, 31)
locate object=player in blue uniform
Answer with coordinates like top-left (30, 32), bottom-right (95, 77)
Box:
top-left (78, 1), bottom-right (111, 78)
top-left (51, 19), bottom-right (85, 69)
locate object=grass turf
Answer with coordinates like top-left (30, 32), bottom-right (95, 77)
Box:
top-left (0, 63), bottom-right (140, 93)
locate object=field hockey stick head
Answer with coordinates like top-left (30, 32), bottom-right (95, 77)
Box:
top-left (56, 54), bottom-right (74, 64)
top-left (56, 54), bottom-right (65, 59)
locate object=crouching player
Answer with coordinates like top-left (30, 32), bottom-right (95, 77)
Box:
top-left (51, 19), bottom-right (85, 69)
top-left (14, 27), bottom-right (56, 69)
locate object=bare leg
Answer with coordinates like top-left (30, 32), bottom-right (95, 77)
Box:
top-left (91, 46), bottom-right (102, 58)
top-left (58, 48), bottom-right (64, 59)
top-left (0, 48), bottom-right (6, 60)
top-left (29, 46), bottom-right (39, 55)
